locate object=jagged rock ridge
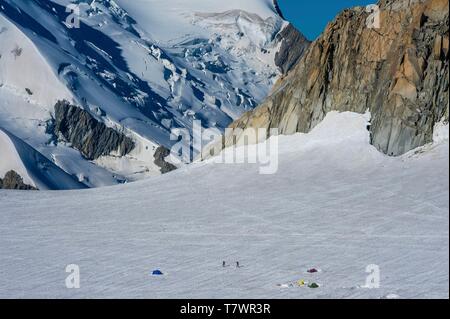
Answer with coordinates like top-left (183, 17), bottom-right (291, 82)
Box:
top-left (227, 0), bottom-right (449, 156)
top-left (275, 23), bottom-right (311, 74)
top-left (0, 170), bottom-right (37, 190)
top-left (54, 100), bottom-right (135, 161)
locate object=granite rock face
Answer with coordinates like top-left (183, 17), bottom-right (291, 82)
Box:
top-left (0, 170), bottom-right (37, 190)
top-left (228, 0), bottom-right (449, 156)
top-left (275, 23), bottom-right (311, 75)
top-left (54, 100), bottom-right (135, 160)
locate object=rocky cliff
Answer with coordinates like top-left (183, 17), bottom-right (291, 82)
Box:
top-left (275, 23), bottom-right (311, 74)
top-left (226, 0), bottom-right (449, 156)
top-left (54, 100), bottom-right (135, 161)
top-left (0, 170), bottom-right (37, 190)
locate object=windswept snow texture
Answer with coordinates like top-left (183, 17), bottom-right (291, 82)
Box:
top-left (0, 128), bottom-right (86, 190)
top-left (0, 0), bottom-right (289, 186)
top-left (0, 112), bottom-right (448, 298)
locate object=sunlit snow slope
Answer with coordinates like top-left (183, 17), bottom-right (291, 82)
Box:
top-left (0, 112), bottom-right (448, 298)
top-left (0, 0), bottom-right (295, 187)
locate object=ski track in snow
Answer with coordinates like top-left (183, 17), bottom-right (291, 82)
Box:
top-left (0, 112), bottom-right (448, 299)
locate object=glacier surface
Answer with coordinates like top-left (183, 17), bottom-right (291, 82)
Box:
top-left (0, 112), bottom-right (448, 298)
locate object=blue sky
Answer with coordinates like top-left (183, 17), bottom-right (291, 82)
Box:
top-left (278, 0), bottom-right (376, 40)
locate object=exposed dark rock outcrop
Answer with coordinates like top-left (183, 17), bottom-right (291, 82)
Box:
top-left (154, 146), bottom-right (177, 174)
top-left (225, 0), bottom-right (449, 156)
top-left (273, 0), bottom-right (285, 19)
top-left (54, 100), bottom-right (135, 160)
top-left (0, 170), bottom-right (37, 190)
top-left (275, 23), bottom-right (311, 74)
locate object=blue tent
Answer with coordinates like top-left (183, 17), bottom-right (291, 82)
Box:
top-left (152, 270), bottom-right (164, 275)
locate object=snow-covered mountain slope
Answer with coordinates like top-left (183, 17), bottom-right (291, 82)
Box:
top-left (117, 0), bottom-right (282, 44)
top-left (0, 0), bottom-right (307, 188)
top-left (0, 127), bottom-right (86, 190)
top-left (0, 13), bottom-right (121, 188)
top-left (1, 112), bottom-right (448, 298)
